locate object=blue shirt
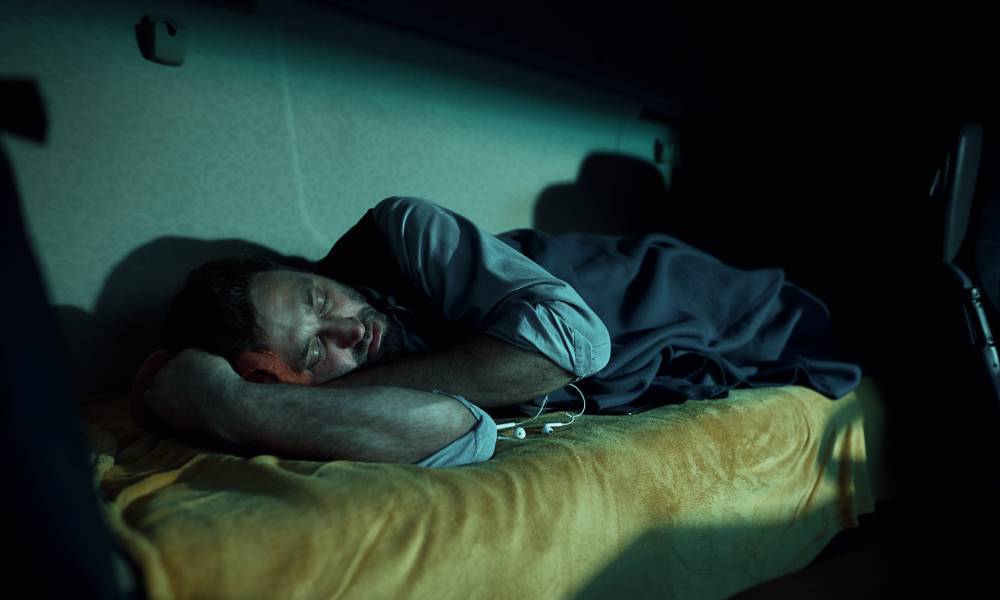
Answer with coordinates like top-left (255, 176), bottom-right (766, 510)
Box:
top-left (370, 196), bottom-right (612, 380)
top-left (364, 196), bottom-right (612, 467)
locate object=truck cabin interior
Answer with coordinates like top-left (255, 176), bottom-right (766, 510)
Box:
top-left (2, 1), bottom-right (997, 598)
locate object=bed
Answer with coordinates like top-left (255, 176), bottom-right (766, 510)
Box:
top-left (83, 375), bottom-right (887, 600)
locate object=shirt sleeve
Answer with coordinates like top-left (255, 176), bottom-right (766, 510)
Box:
top-left (370, 196), bottom-right (611, 380)
top-left (415, 391), bottom-right (497, 468)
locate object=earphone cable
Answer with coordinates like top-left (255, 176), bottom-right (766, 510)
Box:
top-left (499, 383), bottom-right (586, 434)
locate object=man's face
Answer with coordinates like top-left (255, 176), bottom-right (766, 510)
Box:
top-left (249, 270), bottom-right (403, 383)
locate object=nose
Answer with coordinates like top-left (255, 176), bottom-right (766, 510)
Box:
top-left (320, 316), bottom-right (366, 349)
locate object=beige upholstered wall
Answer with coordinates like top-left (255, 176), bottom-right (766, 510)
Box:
top-left (0, 0), bottom-right (678, 393)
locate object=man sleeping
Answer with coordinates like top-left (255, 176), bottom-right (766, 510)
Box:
top-left (139, 196), bottom-right (862, 468)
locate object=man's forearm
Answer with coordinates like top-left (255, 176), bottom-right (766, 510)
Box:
top-left (326, 334), bottom-right (576, 407)
top-left (221, 381), bottom-right (476, 464)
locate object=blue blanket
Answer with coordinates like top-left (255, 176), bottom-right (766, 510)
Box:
top-left (319, 209), bottom-right (862, 414)
top-left (496, 228), bottom-right (863, 412)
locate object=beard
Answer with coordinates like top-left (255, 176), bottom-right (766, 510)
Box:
top-left (335, 281), bottom-right (405, 368)
top-left (356, 305), bottom-right (404, 367)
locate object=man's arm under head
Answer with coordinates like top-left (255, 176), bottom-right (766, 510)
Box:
top-left (143, 349), bottom-right (486, 465)
top-left (323, 332), bottom-right (576, 408)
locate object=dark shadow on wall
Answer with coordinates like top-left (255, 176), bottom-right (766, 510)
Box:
top-left (55, 237), bottom-right (313, 401)
top-left (533, 152), bottom-right (672, 238)
top-left (531, 150), bottom-right (831, 274)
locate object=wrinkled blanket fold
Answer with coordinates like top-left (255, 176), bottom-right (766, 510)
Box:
top-left (85, 379), bottom-right (882, 600)
top-left (496, 228), bottom-right (864, 411)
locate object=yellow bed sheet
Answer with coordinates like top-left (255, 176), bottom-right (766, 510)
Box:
top-left (84, 377), bottom-right (885, 600)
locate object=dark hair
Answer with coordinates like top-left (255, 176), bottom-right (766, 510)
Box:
top-left (162, 256), bottom-right (306, 359)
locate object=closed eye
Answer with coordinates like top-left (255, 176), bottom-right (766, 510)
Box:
top-left (318, 289), bottom-right (329, 317)
top-left (309, 336), bottom-right (324, 369)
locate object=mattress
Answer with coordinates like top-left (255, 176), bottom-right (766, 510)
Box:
top-left (84, 376), bottom-right (887, 600)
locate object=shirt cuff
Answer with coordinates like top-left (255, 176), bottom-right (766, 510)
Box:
top-left (485, 300), bottom-right (610, 380)
top-left (415, 391), bottom-right (498, 467)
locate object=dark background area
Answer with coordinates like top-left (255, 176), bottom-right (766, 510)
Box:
top-left (318, 0), bottom-right (999, 375)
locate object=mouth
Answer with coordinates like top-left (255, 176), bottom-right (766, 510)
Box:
top-left (367, 321), bottom-right (382, 359)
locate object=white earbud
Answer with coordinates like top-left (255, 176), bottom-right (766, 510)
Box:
top-left (541, 422), bottom-right (569, 435)
top-left (497, 423), bottom-right (526, 437)
top-left (497, 426), bottom-right (526, 440)
top-left (496, 384), bottom-right (587, 441)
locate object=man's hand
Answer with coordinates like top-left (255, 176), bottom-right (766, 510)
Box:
top-left (143, 349), bottom-right (245, 442)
